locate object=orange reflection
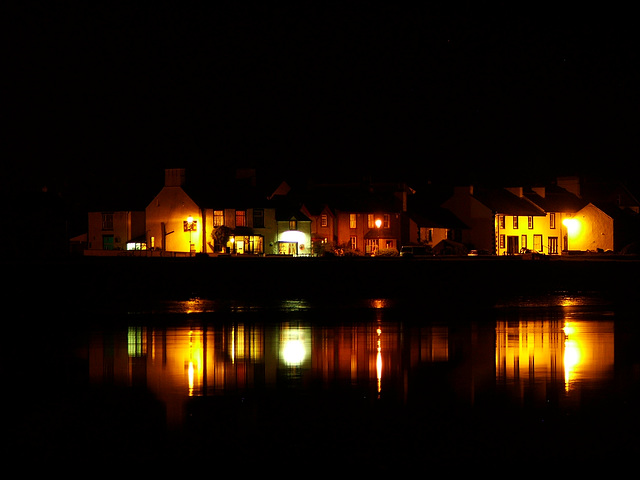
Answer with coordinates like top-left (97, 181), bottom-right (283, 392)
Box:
top-left (496, 319), bottom-right (614, 394)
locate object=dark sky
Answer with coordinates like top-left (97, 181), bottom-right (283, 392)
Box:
top-left (5, 2), bottom-right (640, 206)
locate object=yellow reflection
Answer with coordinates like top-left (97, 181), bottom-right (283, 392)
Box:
top-left (496, 320), bottom-right (614, 394)
top-left (376, 327), bottom-right (382, 393)
top-left (187, 329), bottom-right (203, 396)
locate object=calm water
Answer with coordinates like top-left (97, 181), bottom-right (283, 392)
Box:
top-left (5, 294), bottom-right (640, 471)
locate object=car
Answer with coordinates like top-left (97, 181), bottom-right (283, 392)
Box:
top-left (467, 249), bottom-right (478, 256)
top-left (400, 245), bottom-right (431, 257)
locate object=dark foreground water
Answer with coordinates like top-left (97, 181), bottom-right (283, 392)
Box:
top-left (3, 290), bottom-right (639, 473)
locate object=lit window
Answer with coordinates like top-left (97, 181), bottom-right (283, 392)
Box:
top-left (528, 216), bottom-right (534, 229)
top-left (236, 210), bottom-right (246, 227)
top-left (350, 214), bottom-right (357, 229)
top-left (550, 213), bottom-right (556, 229)
top-left (214, 210), bottom-right (224, 227)
top-left (499, 215), bottom-right (505, 229)
top-left (499, 234), bottom-right (505, 249)
top-left (521, 235), bottom-right (527, 249)
top-left (513, 216), bottom-right (519, 229)
top-left (289, 219), bottom-right (297, 230)
top-left (321, 214), bottom-right (328, 227)
top-left (367, 214), bottom-right (375, 228)
top-left (350, 235), bottom-right (357, 250)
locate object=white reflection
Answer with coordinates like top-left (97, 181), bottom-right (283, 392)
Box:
top-left (283, 339), bottom-right (306, 365)
top-left (281, 326), bottom-right (309, 366)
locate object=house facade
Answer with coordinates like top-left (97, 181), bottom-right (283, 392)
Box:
top-left (443, 183), bottom-right (614, 255)
top-left (87, 211), bottom-right (146, 252)
top-left (298, 182), bottom-right (412, 255)
top-left (146, 168), bottom-right (204, 254)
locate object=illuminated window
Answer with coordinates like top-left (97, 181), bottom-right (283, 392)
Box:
top-left (150, 236), bottom-right (155, 249)
top-left (102, 213), bottom-right (113, 231)
top-left (253, 209), bottom-right (264, 228)
top-left (550, 213), bottom-right (556, 229)
top-left (350, 235), bottom-right (357, 250)
top-left (236, 210), bottom-right (246, 227)
top-left (289, 218), bottom-right (297, 230)
top-left (499, 215), bottom-right (505, 229)
top-left (350, 214), bottom-right (357, 229)
top-left (528, 216), bottom-right (534, 229)
top-left (534, 234), bottom-right (542, 252)
top-left (321, 214), bottom-right (328, 227)
top-left (383, 214), bottom-right (390, 228)
top-left (521, 235), bottom-right (527, 249)
top-left (213, 210), bottom-right (224, 227)
top-left (549, 237), bottom-right (558, 254)
top-left (499, 234), bottom-right (505, 249)
top-left (367, 214), bottom-right (375, 228)
top-left (513, 216), bottom-right (519, 229)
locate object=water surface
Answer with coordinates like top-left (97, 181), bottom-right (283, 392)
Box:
top-left (5, 294), bottom-right (639, 471)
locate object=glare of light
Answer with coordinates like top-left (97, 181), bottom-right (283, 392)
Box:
top-left (563, 218), bottom-right (580, 236)
top-left (375, 218), bottom-right (382, 228)
top-left (187, 215), bottom-right (194, 224)
top-left (283, 339), bottom-right (306, 365)
top-left (280, 229), bottom-right (307, 244)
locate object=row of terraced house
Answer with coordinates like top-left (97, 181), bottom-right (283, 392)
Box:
top-left (80, 168), bottom-right (639, 257)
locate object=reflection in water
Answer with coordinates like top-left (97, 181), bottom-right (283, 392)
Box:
top-left (11, 294), bottom-right (639, 469)
top-left (95, 304), bottom-right (619, 432)
top-left (495, 319), bottom-right (614, 395)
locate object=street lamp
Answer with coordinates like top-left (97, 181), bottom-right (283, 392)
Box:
top-left (184, 215), bottom-right (196, 254)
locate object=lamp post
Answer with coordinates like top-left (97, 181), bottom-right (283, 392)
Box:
top-left (184, 215), bottom-right (196, 255)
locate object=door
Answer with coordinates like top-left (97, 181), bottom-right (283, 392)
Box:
top-left (507, 236), bottom-right (519, 255)
top-left (279, 242), bottom-right (297, 255)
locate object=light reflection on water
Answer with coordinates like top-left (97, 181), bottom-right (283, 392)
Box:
top-left (97, 296), bottom-right (622, 426)
top-left (9, 294), bottom-right (640, 468)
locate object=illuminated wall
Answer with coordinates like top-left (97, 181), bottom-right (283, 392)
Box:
top-left (146, 186), bottom-right (202, 253)
top-left (563, 203), bottom-right (614, 252)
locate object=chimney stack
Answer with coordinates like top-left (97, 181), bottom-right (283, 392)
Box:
top-left (165, 168), bottom-right (186, 187)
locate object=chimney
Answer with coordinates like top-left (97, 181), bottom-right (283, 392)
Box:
top-left (165, 168), bottom-right (186, 187)
top-left (557, 176), bottom-right (581, 197)
top-left (506, 187), bottom-right (523, 197)
top-left (532, 186), bottom-right (546, 198)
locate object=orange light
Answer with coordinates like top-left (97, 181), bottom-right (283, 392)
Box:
top-left (375, 219), bottom-right (382, 228)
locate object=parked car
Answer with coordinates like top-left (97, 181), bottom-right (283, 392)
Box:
top-left (400, 245), bottom-right (431, 257)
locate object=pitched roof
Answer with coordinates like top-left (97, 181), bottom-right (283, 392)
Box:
top-left (523, 185), bottom-right (587, 213)
top-left (472, 187), bottom-right (546, 216)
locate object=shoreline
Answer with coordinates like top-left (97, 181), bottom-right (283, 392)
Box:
top-left (6, 255), bottom-right (639, 310)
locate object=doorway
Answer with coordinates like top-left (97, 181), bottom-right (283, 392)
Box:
top-left (507, 236), bottom-right (519, 255)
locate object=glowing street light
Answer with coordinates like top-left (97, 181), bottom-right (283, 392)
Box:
top-left (375, 218), bottom-right (382, 229)
top-left (184, 215), bottom-right (197, 254)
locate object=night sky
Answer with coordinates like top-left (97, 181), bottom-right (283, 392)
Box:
top-left (5, 2), bottom-right (640, 209)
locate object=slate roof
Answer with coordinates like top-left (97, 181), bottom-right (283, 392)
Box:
top-left (472, 187), bottom-right (546, 216)
top-left (523, 185), bottom-right (587, 213)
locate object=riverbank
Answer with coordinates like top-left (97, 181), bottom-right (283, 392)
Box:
top-left (5, 255), bottom-right (639, 312)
